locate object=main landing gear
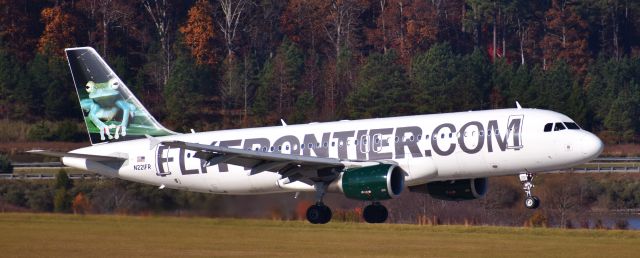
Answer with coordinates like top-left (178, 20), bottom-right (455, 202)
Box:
top-left (519, 172), bottom-right (540, 209)
top-left (306, 202), bottom-right (332, 224)
top-left (306, 183), bottom-right (332, 224)
top-left (305, 183), bottom-right (390, 224)
top-left (363, 202), bottom-right (388, 223)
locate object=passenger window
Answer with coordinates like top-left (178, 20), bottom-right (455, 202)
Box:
top-left (554, 122), bottom-right (566, 131)
top-left (440, 134), bottom-right (444, 139)
top-left (332, 142), bottom-right (336, 147)
top-left (323, 142), bottom-right (327, 147)
top-left (286, 145), bottom-right (290, 151)
top-left (410, 136), bottom-right (414, 141)
top-left (564, 122), bottom-right (580, 130)
top-left (544, 123), bottom-right (553, 132)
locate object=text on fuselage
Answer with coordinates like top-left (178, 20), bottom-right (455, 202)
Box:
top-left (156, 117), bottom-right (524, 174)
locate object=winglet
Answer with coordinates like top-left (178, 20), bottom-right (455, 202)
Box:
top-left (280, 119), bottom-right (287, 127)
top-left (516, 101), bottom-right (522, 110)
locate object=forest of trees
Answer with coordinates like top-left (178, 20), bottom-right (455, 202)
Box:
top-left (1, 0), bottom-right (640, 143)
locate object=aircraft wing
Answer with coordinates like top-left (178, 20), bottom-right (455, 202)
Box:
top-left (161, 140), bottom-right (378, 184)
top-left (27, 150), bottom-right (128, 162)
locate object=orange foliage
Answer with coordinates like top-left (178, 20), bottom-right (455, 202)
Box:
top-left (365, 0), bottom-right (457, 65)
top-left (180, 0), bottom-right (216, 65)
top-left (37, 6), bottom-right (77, 57)
top-left (0, 0), bottom-right (38, 60)
top-left (280, 0), bottom-right (321, 48)
top-left (541, 0), bottom-right (589, 74)
top-left (295, 200), bottom-right (313, 220)
top-left (72, 192), bottom-right (90, 215)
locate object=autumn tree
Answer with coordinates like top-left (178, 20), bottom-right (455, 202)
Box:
top-left (0, 0), bottom-right (42, 60)
top-left (38, 5), bottom-right (78, 57)
top-left (280, 0), bottom-right (325, 51)
top-left (541, 0), bottom-right (589, 74)
top-left (180, 0), bottom-right (216, 66)
top-left (366, 0), bottom-right (442, 64)
top-left (72, 192), bottom-right (91, 214)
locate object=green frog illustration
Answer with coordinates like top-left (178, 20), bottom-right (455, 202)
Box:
top-left (80, 78), bottom-right (136, 141)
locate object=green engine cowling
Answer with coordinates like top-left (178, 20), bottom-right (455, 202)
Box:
top-left (339, 164), bottom-right (405, 201)
top-left (409, 178), bottom-right (488, 201)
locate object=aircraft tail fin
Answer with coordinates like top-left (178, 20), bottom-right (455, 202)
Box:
top-left (65, 47), bottom-right (175, 145)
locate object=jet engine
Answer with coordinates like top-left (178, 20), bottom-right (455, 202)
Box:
top-left (332, 164), bottom-right (405, 201)
top-left (409, 178), bottom-right (488, 201)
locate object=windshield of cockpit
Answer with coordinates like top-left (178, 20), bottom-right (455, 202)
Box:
top-left (543, 122), bottom-right (581, 132)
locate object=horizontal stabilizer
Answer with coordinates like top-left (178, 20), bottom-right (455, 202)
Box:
top-left (27, 150), bottom-right (128, 162)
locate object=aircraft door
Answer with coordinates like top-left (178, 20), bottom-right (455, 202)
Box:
top-left (359, 134), bottom-right (370, 154)
top-left (156, 145), bottom-right (173, 176)
top-left (371, 134), bottom-right (383, 153)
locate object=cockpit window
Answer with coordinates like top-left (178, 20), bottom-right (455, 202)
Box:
top-left (564, 122), bottom-right (580, 130)
top-left (554, 122), bottom-right (566, 131)
top-left (543, 123), bottom-right (553, 132)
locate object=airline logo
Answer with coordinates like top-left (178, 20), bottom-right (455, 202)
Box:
top-left (154, 116), bottom-right (524, 175)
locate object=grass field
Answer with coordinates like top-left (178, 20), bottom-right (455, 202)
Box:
top-left (1, 213), bottom-right (640, 257)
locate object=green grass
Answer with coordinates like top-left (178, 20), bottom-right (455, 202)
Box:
top-left (12, 167), bottom-right (86, 174)
top-left (1, 213), bottom-right (640, 257)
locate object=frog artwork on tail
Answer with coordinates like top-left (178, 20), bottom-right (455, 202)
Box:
top-left (80, 78), bottom-right (136, 141)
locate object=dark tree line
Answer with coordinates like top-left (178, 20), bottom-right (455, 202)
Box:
top-left (1, 0), bottom-right (640, 143)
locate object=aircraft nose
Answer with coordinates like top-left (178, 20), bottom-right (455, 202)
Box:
top-left (580, 132), bottom-right (604, 159)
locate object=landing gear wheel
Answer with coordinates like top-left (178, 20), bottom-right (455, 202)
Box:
top-left (519, 173), bottom-right (541, 209)
top-left (524, 196), bottom-right (540, 209)
top-left (306, 203), bottom-right (332, 224)
top-left (363, 203), bottom-right (388, 223)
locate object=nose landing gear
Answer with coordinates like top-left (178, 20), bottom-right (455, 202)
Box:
top-left (519, 172), bottom-right (540, 209)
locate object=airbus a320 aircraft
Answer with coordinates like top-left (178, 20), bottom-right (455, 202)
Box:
top-left (30, 47), bottom-right (604, 224)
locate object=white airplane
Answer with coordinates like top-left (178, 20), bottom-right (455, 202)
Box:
top-left (29, 47), bottom-right (603, 224)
